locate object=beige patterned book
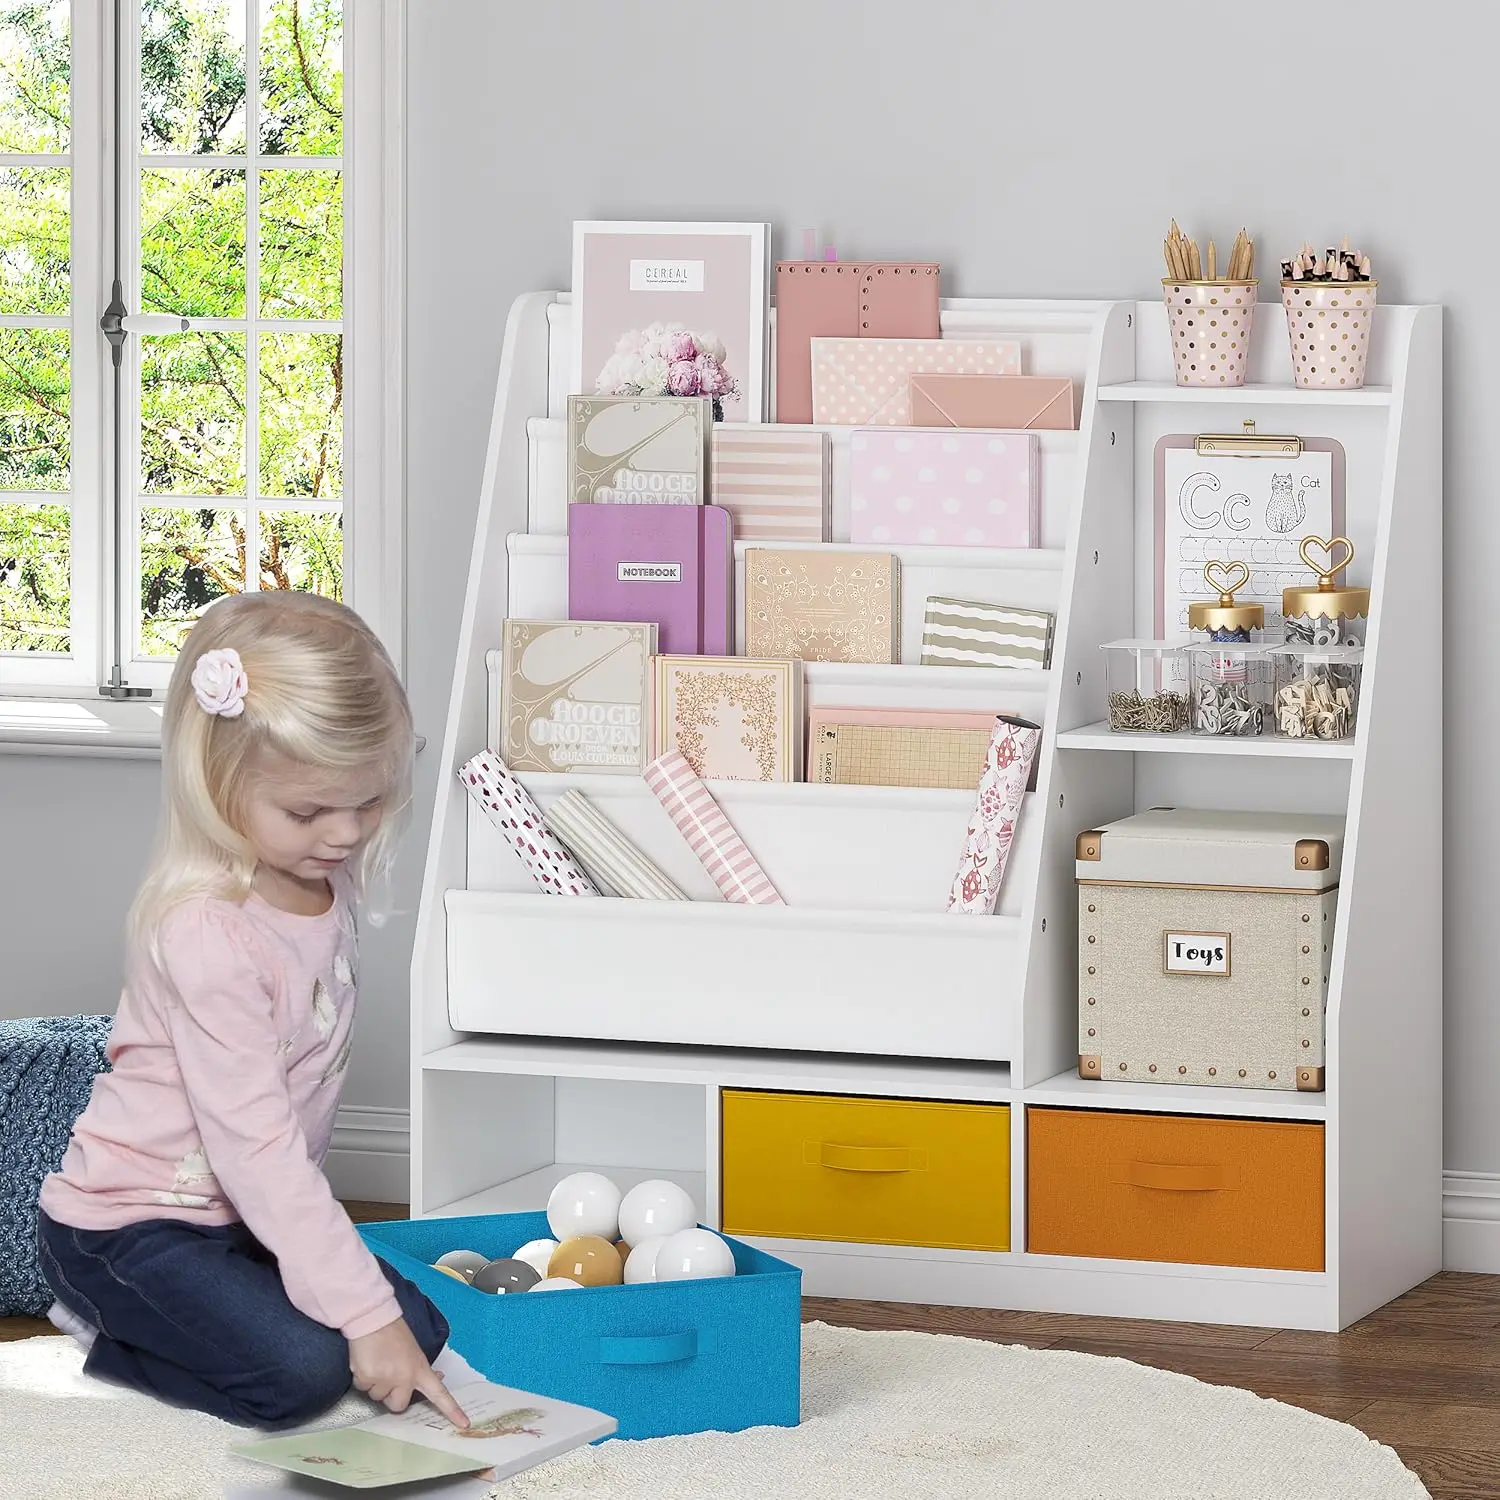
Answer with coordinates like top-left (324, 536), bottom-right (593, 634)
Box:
top-left (743, 549), bottom-right (900, 664)
top-left (811, 722), bottom-right (994, 790)
top-left (493, 620), bottom-right (656, 774)
top-left (567, 394), bottom-right (710, 505)
top-left (652, 655), bottom-right (803, 781)
top-left (709, 427), bottom-right (829, 541)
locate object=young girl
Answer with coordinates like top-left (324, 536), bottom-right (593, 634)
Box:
top-left (36, 591), bottom-right (467, 1432)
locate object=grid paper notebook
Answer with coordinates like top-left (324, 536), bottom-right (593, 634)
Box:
top-left (812, 723), bottom-right (993, 790)
top-left (920, 597), bottom-right (1054, 670)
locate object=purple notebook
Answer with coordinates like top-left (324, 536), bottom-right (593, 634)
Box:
top-left (567, 503), bottom-right (733, 656)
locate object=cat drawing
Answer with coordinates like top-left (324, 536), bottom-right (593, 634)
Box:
top-left (1265, 473), bottom-right (1306, 534)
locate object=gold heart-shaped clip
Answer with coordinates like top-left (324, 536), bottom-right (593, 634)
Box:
top-left (1202, 558), bottom-right (1250, 605)
top-left (1298, 535), bottom-right (1355, 585)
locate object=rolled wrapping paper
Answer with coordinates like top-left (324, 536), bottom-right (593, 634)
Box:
top-left (457, 751), bottom-right (600, 897)
top-left (644, 750), bottom-right (785, 906)
top-left (544, 789), bottom-right (689, 902)
top-left (947, 715), bottom-right (1042, 916)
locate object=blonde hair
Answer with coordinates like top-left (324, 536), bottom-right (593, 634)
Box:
top-left (129, 592), bottom-right (414, 971)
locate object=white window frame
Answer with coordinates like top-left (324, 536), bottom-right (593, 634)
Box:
top-left (0, 0), bottom-right (404, 718)
top-left (0, 0), bottom-right (105, 691)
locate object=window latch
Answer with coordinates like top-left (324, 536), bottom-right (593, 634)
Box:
top-left (99, 279), bottom-right (191, 368)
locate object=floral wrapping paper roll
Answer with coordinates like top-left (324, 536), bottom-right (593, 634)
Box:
top-left (947, 716), bottom-right (1041, 915)
top-left (644, 750), bottom-right (784, 906)
top-left (457, 751), bottom-right (600, 897)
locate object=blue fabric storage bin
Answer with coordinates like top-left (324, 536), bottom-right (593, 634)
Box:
top-left (360, 1210), bottom-right (801, 1441)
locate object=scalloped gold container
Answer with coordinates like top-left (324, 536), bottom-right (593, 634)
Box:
top-left (1163, 280), bottom-right (1258, 387)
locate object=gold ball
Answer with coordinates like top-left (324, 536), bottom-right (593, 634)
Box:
top-left (433, 1264), bottom-right (468, 1283)
top-left (548, 1235), bottom-right (623, 1287)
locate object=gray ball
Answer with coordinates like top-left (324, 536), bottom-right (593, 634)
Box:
top-left (434, 1249), bottom-right (490, 1282)
top-left (472, 1256), bottom-right (542, 1295)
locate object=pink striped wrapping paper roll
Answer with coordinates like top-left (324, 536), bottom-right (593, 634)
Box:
top-left (947, 715), bottom-right (1042, 916)
top-left (457, 750), bottom-right (599, 897)
top-left (644, 750), bottom-right (785, 906)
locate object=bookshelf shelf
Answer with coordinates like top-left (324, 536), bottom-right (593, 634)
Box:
top-left (1097, 380), bottom-right (1394, 406)
top-left (414, 293), bottom-right (1441, 1333)
top-left (1056, 722), bottom-right (1357, 759)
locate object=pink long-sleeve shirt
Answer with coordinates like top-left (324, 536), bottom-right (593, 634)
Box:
top-left (40, 878), bottom-right (403, 1341)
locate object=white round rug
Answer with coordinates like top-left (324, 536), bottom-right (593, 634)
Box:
top-left (0, 1322), bottom-right (1429, 1500)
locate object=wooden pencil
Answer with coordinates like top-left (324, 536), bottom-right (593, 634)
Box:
top-left (1208, 239), bottom-right (1216, 281)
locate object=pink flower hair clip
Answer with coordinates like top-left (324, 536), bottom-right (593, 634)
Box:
top-left (191, 647), bottom-right (250, 718)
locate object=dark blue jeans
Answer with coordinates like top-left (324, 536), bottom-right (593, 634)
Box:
top-left (36, 1209), bottom-right (449, 1429)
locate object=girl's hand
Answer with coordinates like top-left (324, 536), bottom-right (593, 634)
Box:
top-left (349, 1316), bottom-right (469, 1428)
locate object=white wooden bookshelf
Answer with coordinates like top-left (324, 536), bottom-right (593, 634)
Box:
top-left (412, 292), bottom-right (1441, 1331)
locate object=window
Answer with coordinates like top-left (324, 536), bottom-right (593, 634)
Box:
top-left (0, 0), bottom-right (401, 701)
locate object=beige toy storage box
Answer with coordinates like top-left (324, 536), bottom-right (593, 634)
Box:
top-left (1076, 809), bottom-right (1345, 1092)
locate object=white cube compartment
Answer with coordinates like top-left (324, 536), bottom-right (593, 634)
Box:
top-left (417, 1065), bottom-right (708, 1223)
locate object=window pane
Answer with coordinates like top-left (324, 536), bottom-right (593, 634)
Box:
top-left (139, 503), bottom-right (240, 655)
top-left (0, 499), bottom-right (69, 651)
top-left (141, 0), bottom-right (246, 154)
top-left (260, 506), bottom-right (339, 598)
top-left (259, 167), bottom-right (340, 318)
top-left (141, 167), bottom-right (246, 318)
top-left (0, 166), bottom-right (69, 314)
top-left (141, 332), bottom-right (246, 495)
top-left (0, 0), bottom-right (69, 153)
top-left (259, 0), bottom-right (340, 156)
top-left (259, 331), bottom-right (339, 498)
top-left (0, 327), bottom-right (68, 490)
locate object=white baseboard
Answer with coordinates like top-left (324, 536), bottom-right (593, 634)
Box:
top-left (327, 1106), bottom-right (410, 1206)
top-left (1443, 1172), bottom-right (1500, 1272)
top-left (327, 1123), bottom-right (1500, 1278)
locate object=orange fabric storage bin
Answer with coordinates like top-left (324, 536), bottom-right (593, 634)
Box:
top-left (1027, 1106), bottom-right (1323, 1271)
top-left (721, 1089), bottom-right (1009, 1251)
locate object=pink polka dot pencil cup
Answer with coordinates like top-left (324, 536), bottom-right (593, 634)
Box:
top-left (1161, 222), bottom-right (1258, 388)
top-left (1279, 241), bottom-right (1377, 389)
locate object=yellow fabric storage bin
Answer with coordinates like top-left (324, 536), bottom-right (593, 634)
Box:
top-left (720, 1089), bottom-right (1010, 1251)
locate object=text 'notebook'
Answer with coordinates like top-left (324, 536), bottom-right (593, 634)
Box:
top-left (774, 261), bottom-right (940, 423)
top-left (567, 503), bottom-right (733, 656)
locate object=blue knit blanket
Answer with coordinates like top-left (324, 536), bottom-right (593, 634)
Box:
top-left (0, 1015), bottom-right (112, 1316)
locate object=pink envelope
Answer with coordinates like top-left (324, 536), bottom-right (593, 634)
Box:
top-left (849, 428), bottom-right (1039, 549)
top-left (810, 338), bottom-right (1021, 426)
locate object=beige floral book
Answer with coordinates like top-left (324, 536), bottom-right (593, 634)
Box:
top-left (743, 548), bottom-right (900, 664)
top-left (651, 654), bottom-right (803, 781)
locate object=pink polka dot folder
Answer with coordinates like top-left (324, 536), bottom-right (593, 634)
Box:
top-left (848, 428), bottom-right (1039, 549)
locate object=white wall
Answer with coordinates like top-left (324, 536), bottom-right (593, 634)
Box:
top-left (4, 0), bottom-right (1493, 1256)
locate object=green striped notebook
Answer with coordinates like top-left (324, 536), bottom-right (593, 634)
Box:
top-left (920, 596), bottom-right (1053, 669)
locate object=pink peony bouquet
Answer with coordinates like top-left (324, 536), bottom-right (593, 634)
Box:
top-left (594, 322), bottom-right (739, 418)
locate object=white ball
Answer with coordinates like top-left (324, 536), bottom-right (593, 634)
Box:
top-left (622, 1235), bottom-right (666, 1285)
top-left (617, 1180), bottom-right (697, 1248)
top-left (530, 1276), bottom-right (582, 1292)
top-left (653, 1228), bottom-right (736, 1282)
top-left (433, 1249), bottom-right (489, 1281)
top-left (546, 1172), bottom-right (622, 1242)
top-left (511, 1238), bottom-right (559, 1278)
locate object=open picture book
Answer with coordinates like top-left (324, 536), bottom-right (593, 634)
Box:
top-left (231, 1348), bottom-right (616, 1490)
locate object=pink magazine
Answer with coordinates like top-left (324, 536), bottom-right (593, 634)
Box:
top-left (567, 503), bottom-right (733, 656)
top-left (571, 221), bottom-right (770, 423)
top-left (849, 428), bottom-right (1039, 549)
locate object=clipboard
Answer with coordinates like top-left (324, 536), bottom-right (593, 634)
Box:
top-left (1154, 422), bottom-right (1347, 640)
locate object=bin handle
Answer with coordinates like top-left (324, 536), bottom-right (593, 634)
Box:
top-left (1124, 1160), bottom-right (1229, 1193)
top-left (595, 1331), bottom-right (700, 1366)
top-left (806, 1141), bottom-right (927, 1173)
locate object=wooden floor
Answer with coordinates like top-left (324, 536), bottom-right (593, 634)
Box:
top-left (5, 1203), bottom-right (1495, 1499)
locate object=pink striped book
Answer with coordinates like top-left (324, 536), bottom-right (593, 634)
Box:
top-left (708, 427), bottom-right (829, 542)
top-left (644, 750), bottom-right (784, 906)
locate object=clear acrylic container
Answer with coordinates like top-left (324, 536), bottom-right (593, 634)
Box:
top-left (1187, 643), bottom-right (1274, 737)
top-left (1102, 640), bottom-right (1189, 733)
top-left (1273, 643), bottom-right (1363, 741)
